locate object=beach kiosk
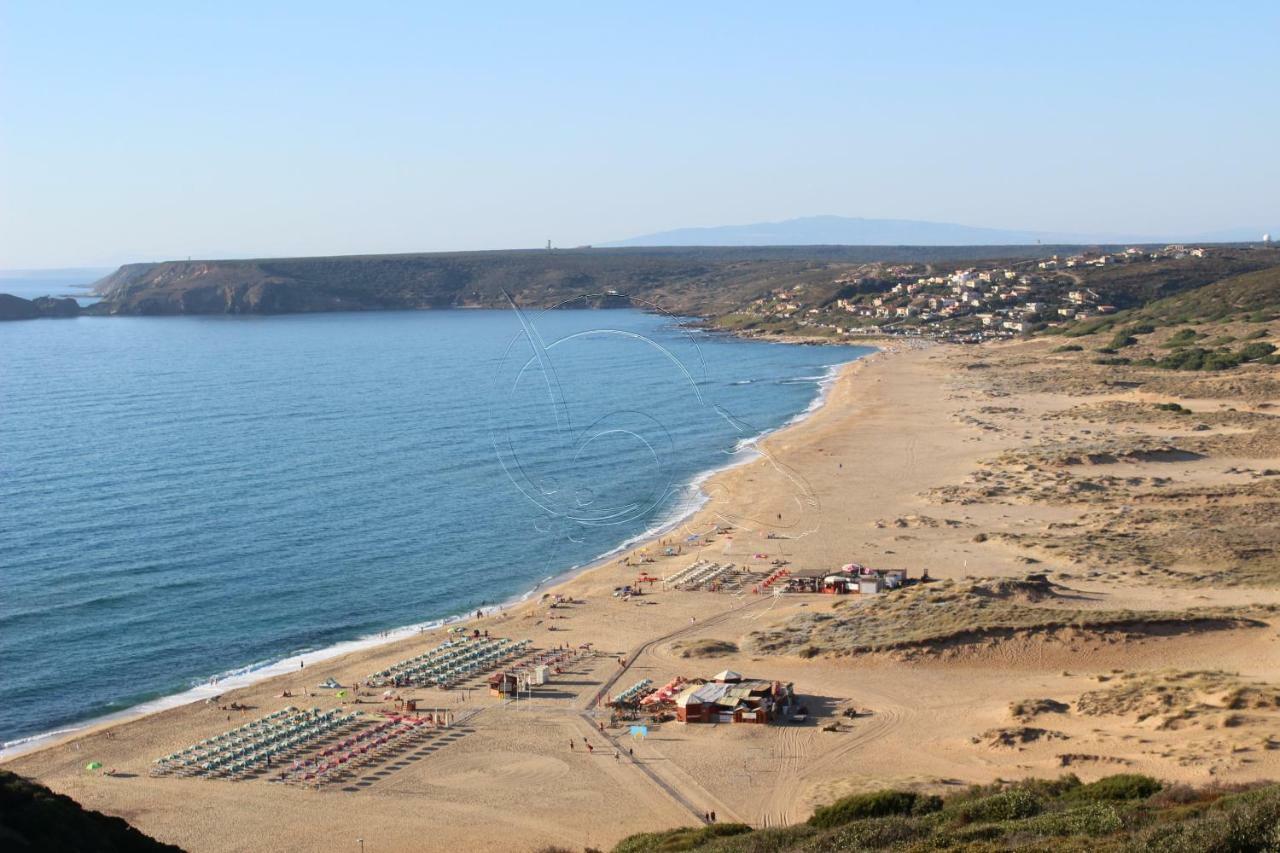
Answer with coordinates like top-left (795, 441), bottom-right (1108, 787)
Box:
top-left (858, 576), bottom-right (885, 595)
top-left (883, 569), bottom-right (908, 589)
top-left (822, 574), bottom-right (854, 594)
top-left (488, 672), bottom-right (518, 697)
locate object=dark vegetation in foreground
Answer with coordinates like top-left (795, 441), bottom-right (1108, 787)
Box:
top-left (608, 774), bottom-right (1280, 852)
top-left (0, 770), bottom-right (182, 851)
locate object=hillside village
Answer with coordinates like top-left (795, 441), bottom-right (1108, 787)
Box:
top-left (730, 244), bottom-right (1226, 342)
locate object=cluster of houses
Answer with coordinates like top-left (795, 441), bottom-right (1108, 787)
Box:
top-left (735, 245), bottom-right (1215, 341)
top-left (1038, 245), bottom-right (1205, 271)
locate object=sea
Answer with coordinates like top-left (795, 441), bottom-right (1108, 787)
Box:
top-left (0, 272), bottom-right (872, 752)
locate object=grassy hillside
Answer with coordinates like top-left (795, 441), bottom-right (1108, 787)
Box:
top-left (1043, 257), bottom-right (1280, 372)
top-left (0, 770), bottom-right (181, 851)
top-left (611, 774), bottom-right (1280, 852)
top-left (1130, 264), bottom-right (1280, 324)
top-left (1057, 251), bottom-right (1278, 310)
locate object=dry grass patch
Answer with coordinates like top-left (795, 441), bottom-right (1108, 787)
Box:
top-left (1076, 670), bottom-right (1280, 730)
top-left (976, 726), bottom-right (1069, 749)
top-left (671, 638), bottom-right (739, 658)
top-left (1010, 697), bottom-right (1070, 721)
top-left (748, 577), bottom-right (1267, 656)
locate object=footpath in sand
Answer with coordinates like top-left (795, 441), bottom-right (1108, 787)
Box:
top-left (6, 339), bottom-right (1280, 852)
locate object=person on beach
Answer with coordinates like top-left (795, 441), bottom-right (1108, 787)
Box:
top-left (570, 740), bottom-right (574, 751)
top-left (586, 743), bottom-right (593, 753)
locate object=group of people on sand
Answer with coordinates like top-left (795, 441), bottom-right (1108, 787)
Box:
top-left (570, 737), bottom-right (633, 763)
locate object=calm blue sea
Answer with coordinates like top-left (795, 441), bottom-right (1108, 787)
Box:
top-left (0, 302), bottom-right (870, 747)
top-left (0, 269), bottom-right (106, 304)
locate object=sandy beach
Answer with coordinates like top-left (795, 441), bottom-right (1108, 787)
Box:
top-left (6, 336), bottom-right (1280, 852)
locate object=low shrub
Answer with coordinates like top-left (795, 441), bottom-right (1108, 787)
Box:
top-left (1016, 802), bottom-right (1124, 837)
top-left (808, 790), bottom-right (937, 829)
top-left (1238, 341), bottom-right (1277, 362)
top-left (1161, 328), bottom-right (1203, 348)
top-left (1135, 787), bottom-right (1280, 851)
top-left (822, 815), bottom-right (932, 849)
top-left (951, 787), bottom-right (1043, 823)
top-left (1156, 347), bottom-right (1241, 371)
top-left (612, 823), bottom-right (753, 853)
top-left (1066, 774), bottom-right (1161, 801)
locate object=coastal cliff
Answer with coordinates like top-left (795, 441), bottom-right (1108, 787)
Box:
top-left (0, 294), bottom-right (80, 321)
top-left (87, 246), bottom-right (1066, 318)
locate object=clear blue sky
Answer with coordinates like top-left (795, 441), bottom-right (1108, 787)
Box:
top-left (2, 2), bottom-right (1277, 268)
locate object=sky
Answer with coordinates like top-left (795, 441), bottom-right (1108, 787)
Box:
top-left (1, 2), bottom-right (1277, 269)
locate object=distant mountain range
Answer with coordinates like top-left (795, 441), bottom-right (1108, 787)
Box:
top-left (603, 215), bottom-right (1270, 248)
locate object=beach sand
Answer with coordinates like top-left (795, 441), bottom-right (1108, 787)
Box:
top-left (7, 338), bottom-right (1280, 852)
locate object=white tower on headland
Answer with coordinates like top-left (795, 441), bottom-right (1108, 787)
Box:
top-left (1264, 233), bottom-right (1273, 245)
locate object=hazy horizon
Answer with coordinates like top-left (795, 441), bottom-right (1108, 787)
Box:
top-left (2, 3), bottom-right (1277, 268)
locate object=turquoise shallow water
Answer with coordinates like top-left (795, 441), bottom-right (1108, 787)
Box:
top-left (0, 304), bottom-right (869, 746)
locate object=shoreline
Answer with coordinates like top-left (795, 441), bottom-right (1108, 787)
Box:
top-left (0, 346), bottom-right (876, 761)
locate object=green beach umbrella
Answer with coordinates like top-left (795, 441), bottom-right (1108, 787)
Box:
top-left (86, 761), bottom-right (102, 770)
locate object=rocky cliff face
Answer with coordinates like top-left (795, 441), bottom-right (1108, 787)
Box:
top-left (0, 294), bottom-right (81, 321)
top-left (88, 252), bottom-right (729, 316)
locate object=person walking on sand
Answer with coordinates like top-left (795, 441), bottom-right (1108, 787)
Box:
top-left (570, 740), bottom-right (574, 751)
top-left (586, 743), bottom-right (593, 754)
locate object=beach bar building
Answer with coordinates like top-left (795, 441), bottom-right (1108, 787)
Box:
top-left (858, 576), bottom-right (884, 595)
top-left (674, 671), bottom-right (795, 724)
